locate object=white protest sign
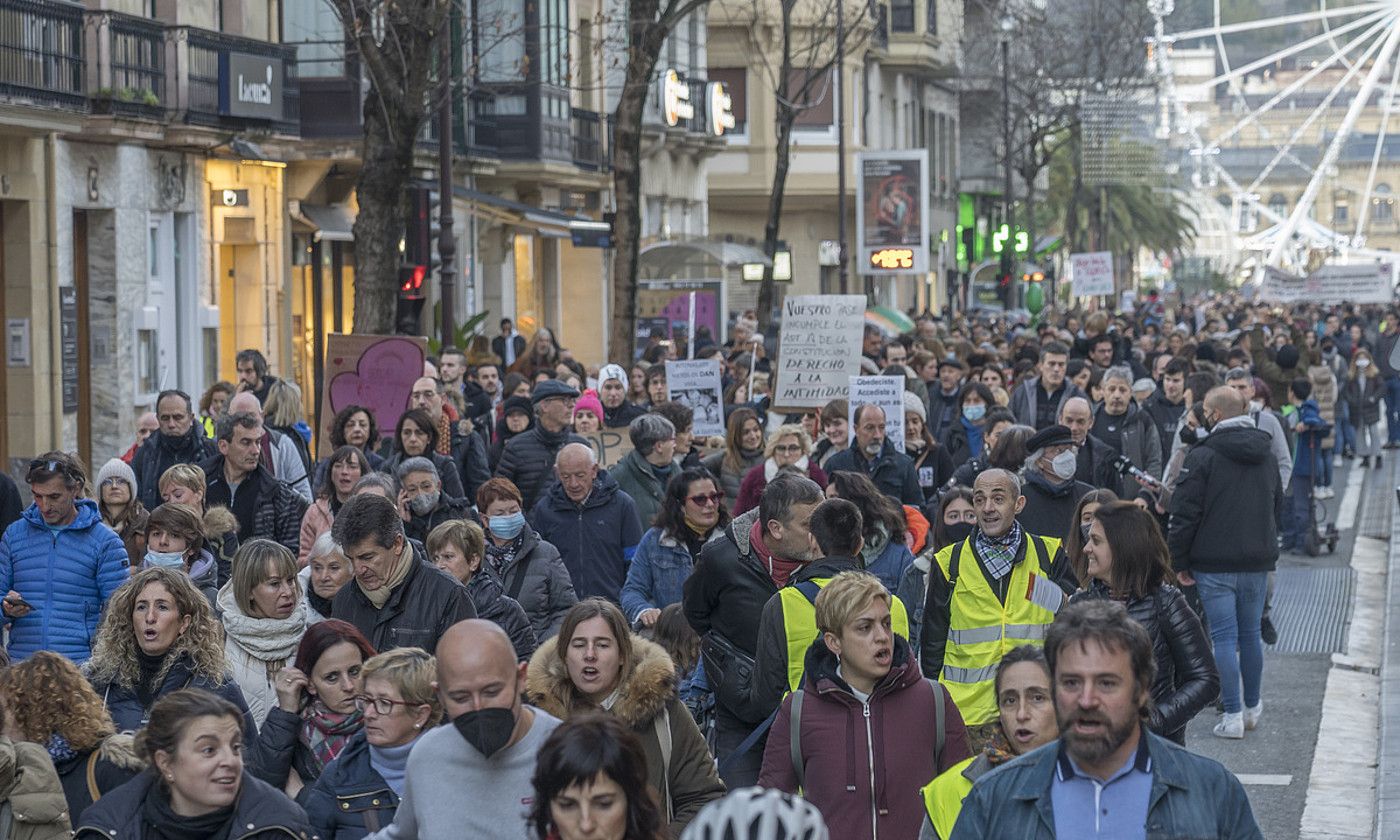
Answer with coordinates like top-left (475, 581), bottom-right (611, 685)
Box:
top-left (848, 375), bottom-right (907, 454)
top-left (1262, 263), bottom-right (1392, 304)
top-left (1070, 252), bottom-right (1114, 297)
top-left (665, 359), bottom-right (725, 437)
top-left (773, 294), bottom-right (867, 409)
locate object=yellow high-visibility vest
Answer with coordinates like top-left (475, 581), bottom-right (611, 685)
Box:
top-left (933, 534), bottom-right (1064, 725)
top-left (778, 577), bottom-right (909, 692)
top-left (922, 755), bottom-right (977, 840)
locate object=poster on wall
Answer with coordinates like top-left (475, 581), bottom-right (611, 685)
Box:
top-left (856, 150), bottom-right (930, 275)
top-left (665, 359), bottom-right (725, 437)
top-left (772, 295), bottom-right (867, 410)
top-left (636, 279), bottom-right (726, 359)
top-left (320, 334), bottom-right (427, 457)
top-left (847, 375), bottom-right (907, 454)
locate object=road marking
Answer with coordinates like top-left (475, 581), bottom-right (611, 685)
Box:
top-left (1236, 774), bottom-right (1293, 786)
top-left (1336, 462), bottom-right (1364, 531)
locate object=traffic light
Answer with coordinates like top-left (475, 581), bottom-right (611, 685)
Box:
top-left (396, 185), bottom-right (437, 336)
top-left (395, 264), bottom-right (427, 335)
top-left (998, 251), bottom-right (1014, 307)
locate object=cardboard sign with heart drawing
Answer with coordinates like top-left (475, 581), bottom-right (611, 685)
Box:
top-left (321, 333), bottom-right (428, 457)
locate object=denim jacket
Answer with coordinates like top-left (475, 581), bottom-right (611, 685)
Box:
top-left (621, 526), bottom-right (721, 624)
top-left (950, 729), bottom-right (1262, 840)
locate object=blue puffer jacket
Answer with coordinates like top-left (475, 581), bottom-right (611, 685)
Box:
top-left (0, 499), bottom-right (129, 662)
top-left (302, 731), bottom-right (400, 840)
top-left (529, 470), bottom-right (643, 603)
top-left (621, 526), bottom-right (721, 625)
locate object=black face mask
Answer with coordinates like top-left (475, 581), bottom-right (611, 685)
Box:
top-left (944, 521), bottom-right (975, 545)
top-left (452, 706), bottom-right (517, 758)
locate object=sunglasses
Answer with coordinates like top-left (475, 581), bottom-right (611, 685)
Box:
top-left (688, 492), bottom-right (723, 506)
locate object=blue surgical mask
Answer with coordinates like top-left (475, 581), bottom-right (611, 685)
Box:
top-left (145, 549), bottom-right (186, 569)
top-left (488, 511), bottom-right (526, 540)
top-left (962, 404), bottom-right (986, 422)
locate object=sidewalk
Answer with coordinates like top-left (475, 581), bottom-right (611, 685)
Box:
top-left (1374, 451), bottom-right (1400, 838)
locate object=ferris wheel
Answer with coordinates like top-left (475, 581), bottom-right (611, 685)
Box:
top-left (1149, 0), bottom-right (1400, 271)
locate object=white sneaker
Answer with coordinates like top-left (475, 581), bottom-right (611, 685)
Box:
top-left (1214, 712), bottom-right (1245, 739)
top-left (1323, 487), bottom-right (1335, 499)
top-left (1244, 702), bottom-right (1263, 731)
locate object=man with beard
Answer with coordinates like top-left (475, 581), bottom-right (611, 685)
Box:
top-left (131, 390), bottom-right (219, 509)
top-left (950, 600), bottom-right (1262, 840)
top-left (367, 620), bottom-right (561, 839)
top-left (823, 404), bottom-right (922, 506)
top-left (1010, 342), bottom-right (1087, 430)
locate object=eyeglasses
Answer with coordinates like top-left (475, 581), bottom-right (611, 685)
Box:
top-left (688, 492), bottom-right (723, 507)
top-left (100, 477), bottom-right (127, 487)
top-left (353, 695), bottom-right (420, 716)
top-left (772, 444), bottom-right (803, 454)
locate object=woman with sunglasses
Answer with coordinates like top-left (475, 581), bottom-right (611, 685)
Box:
top-left (303, 647), bottom-right (441, 839)
top-left (621, 468), bottom-right (730, 629)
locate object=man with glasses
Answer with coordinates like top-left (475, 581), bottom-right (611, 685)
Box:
top-left (130, 389), bottom-right (218, 510)
top-left (0, 453), bottom-right (129, 662)
top-left (410, 375), bottom-right (491, 504)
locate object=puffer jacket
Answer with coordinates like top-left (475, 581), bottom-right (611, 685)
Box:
top-left (527, 635), bottom-right (726, 837)
top-left (203, 506), bottom-right (240, 589)
top-left (1308, 363), bottom-right (1338, 449)
top-left (682, 507), bottom-right (773, 689)
top-left (467, 570), bottom-right (538, 660)
top-left (621, 526), bottom-right (723, 625)
top-left (298, 499), bottom-right (336, 566)
top-left (610, 449), bottom-right (679, 532)
top-left (330, 548), bottom-right (477, 655)
top-left (73, 769), bottom-right (313, 840)
top-left (494, 425), bottom-right (588, 512)
top-left (758, 636), bottom-right (970, 840)
top-left (450, 426), bottom-right (493, 504)
top-left (1167, 420), bottom-right (1283, 575)
top-left (301, 731), bottom-right (398, 840)
top-left (1344, 373), bottom-right (1385, 427)
top-left (200, 456), bottom-right (306, 555)
top-left (54, 733), bottom-right (144, 823)
top-left (1069, 580), bottom-right (1220, 744)
top-left (529, 470), bottom-right (643, 603)
top-left (91, 650), bottom-right (258, 743)
top-left (246, 705), bottom-right (343, 794)
top-left (130, 425), bottom-right (217, 511)
top-left (486, 527), bottom-right (576, 641)
top-left (824, 439), bottom-right (924, 506)
top-left (0, 500), bottom-right (129, 662)
top-left (1094, 402), bottom-right (1163, 479)
top-left (0, 737), bottom-right (72, 840)
top-left (700, 448), bottom-right (764, 510)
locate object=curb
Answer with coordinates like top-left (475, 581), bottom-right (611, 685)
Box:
top-left (1370, 466), bottom-right (1400, 839)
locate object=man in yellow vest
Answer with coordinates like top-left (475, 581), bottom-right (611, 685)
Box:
top-left (747, 497), bottom-right (911, 719)
top-left (919, 468), bottom-right (1077, 749)
top-left (918, 645), bottom-right (1058, 839)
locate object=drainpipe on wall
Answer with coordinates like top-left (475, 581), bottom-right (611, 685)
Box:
top-left (45, 132), bottom-right (61, 448)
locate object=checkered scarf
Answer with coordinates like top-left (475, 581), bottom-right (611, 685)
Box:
top-left (974, 521), bottom-right (1022, 581)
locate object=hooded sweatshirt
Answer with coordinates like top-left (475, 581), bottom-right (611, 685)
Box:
top-left (1167, 418), bottom-right (1282, 575)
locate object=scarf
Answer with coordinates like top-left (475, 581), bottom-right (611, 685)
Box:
top-left (859, 522), bottom-right (891, 568)
top-left (216, 583), bottom-right (308, 662)
top-left (142, 775), bottom-right (235, 840)
top-left (300, 701), bottom-right (363, 774)
top-left (974, 522), bottom-right (1022, 582)
top-left (763, 455), bottom-right (810, 482)
top-left (369, 736), bottom-right (419, 797)
top-left (359, 541), bottom-right (415, 609)
top-left (46, 733), bottom-right (77, 765)
top-left (749, 519), bottom-right (803, 587)
top-left (962, 415), bottom-right (986, 459)
top-left (485, 532), bottom-right (525, 579)
top-left (1023, 467), bottom-right (1077, 497)
top-left (435, 412), bottom-right (453, 456)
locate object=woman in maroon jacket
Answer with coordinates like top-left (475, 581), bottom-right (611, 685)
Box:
top-left (733, 424), bottom-right (828, 516)
top-left (758, 571), bottom-right (970, 839)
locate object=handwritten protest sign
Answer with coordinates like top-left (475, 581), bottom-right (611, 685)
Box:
top-left (1070, 252), bottom-right (1114, 297)
top-left (1262, 264), bottom-right (1392, 304)
top-left (773, 295), bottom-right (866, 409)
top-left (847, 375), bottom-right (907, 453)
top-left (581, 430), bottom-right (635, 470)
top-left (322, 334), bottom-right (426, 457)
top-left (666, 360), bottom-right (725, 437)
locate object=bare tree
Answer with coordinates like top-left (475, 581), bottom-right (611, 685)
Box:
top-left (607, 0), bottom-right (714, 364)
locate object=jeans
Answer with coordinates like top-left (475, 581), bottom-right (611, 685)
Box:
top-left (1195, 571), bottom-right (1268, 714)
top-left (1338, 400), bottom-right (1357, 454)
top-left (1319, 447), bottom-right (1334, 487)
top-left (1359, 421), bottom-right (1383, 457)
top-left (1386, 376), bottom-right (1400, 443)
top-left (1282, 474), bottom-right (1311, 549)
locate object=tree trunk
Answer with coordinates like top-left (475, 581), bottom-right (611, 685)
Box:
top-left (756, 115), bottom-right (796, 332)
top-left (352, 89), bottom-right (417, 334)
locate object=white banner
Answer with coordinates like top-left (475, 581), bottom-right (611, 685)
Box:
top-left (847, 375), bottom-right (907, 454)
top-left (665, 359), bottom-right (725, 437)
top-left (1070, 251), bottom-right (1115, 297)
top-left (773, 295), bottom-right (867, 409)
top-left (1261, 264), bottom-right (1393, 304)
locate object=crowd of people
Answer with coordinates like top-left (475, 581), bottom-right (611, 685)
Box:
top-left (0, 298), bottom-right (1386, 838)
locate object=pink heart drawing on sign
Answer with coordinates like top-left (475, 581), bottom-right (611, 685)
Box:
top-left (328, 338), bottom-right (424, 436)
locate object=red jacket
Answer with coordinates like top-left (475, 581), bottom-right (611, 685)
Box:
top-left (758, 636), bottom-right (969, 840)
top-left (733, 458), bottom-right (829, 516)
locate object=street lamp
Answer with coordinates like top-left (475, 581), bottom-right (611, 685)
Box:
top-left (999, 11), bottom-right (1016, 309)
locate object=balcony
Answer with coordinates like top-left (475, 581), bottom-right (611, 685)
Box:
top-left (0, 0), bottom-right (84, 110)
top-left (170, 26), bottom-right (299, 135)
top-left (86, 10), bottom-right (164, 119)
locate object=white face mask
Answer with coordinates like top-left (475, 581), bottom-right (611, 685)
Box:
top-left (1248, 399), bottom-right (1263, 413)
top-left (1358, 358), bottom-right (1372, 369)
top-left (1051, 450), bottom-right (1078, 481)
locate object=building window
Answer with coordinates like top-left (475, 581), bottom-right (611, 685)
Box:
top-left (137, 329), bottom-right (158, 395)
top-left (891, 0), bottom-right (915, 32)
top-left (1335, 200), bottom-right (1349, 223)
top-left (1375, 183), bottom-right (1393, 222)
top-left (478, 0), bottom-right (526, 82)
top-left (789, 69), bottom-right (835, 129)
top-left (926, 0), bottom-right (937, 34)
top-left (1267, 193), bottom-right (1287, 218)
top-left (540, 0), bottom-right (569, 88)
top-left (282, 2), bottom-right (346, 78)
top-left (708, 67), bottom-right (746, 134)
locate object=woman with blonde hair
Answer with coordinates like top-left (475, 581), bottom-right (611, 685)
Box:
top-left (526, 599), bottom-right (724, 836)
top-left (86, 566), bottom-right (256, 740)
top-left (158, 463), bottom-right (239, 586)
top-left (733, 423), bottom-right (828, 515)
top-left (303, 647), bottom-right (443, 839)
top-left (262, 378), bottom-right (314, 479)
top-left (0, 651), bottom-right (145, 818)
top-left (218, 540), bottom-right (310, 735)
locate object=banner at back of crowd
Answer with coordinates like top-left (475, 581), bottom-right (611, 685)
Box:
top-left (1261, 264), bottom-right (1393, 304)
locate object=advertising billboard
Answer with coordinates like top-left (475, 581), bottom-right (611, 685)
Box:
top-left (856, 150), bottom-right (930, 275)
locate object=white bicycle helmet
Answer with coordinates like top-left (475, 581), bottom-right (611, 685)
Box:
top-left (680, 786), bottom-right (828, 840)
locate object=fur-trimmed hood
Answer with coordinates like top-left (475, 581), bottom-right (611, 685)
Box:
top-left (202, 505), bottom-right (238, 539)
top-left (95, 732), bottom-right (144, 772)
top-left (525, 633), bottom-right (676, 729)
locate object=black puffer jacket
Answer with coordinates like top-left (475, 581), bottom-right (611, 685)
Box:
top-left (467, 570), bottom-right (538, 660)
top-left (494, 425), bottom-right (587, 511)
top-left (450, 427), bottom-right (493, 504)
top-left (1167, 421), bottom-right (1282, 575)
top-left (200, 456), bottom-right (306, 554)
top-left (331, 551), bottom-right (477, 655)
top-left (245, 705), bottom-right (332, 793)
top-left (74, 769), bottom-right (312, 840)
top-left (92, 651), bottom-right (258, 743)
top-left (487, 527), bottom-right (576, 641)
top-left (131, 425), bottom-right (217, 510)
top-left (1070, 580), bottom-right (1220, 744)
top-left (301, 731), bottom-right (398, 840)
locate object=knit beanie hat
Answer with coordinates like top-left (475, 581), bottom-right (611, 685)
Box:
top-left (1277, 344), bottom-right (1300, 370)
top-left (574, 389), bottom-right (605, 423)
top-left (598, 363), bottom-right (629, 390)
top-left (97, 457), bottom-right (138, 496)
top-left (902, 391), bottom-right (928, 423)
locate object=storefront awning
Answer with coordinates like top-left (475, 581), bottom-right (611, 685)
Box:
top-left (454, 187), bottom-right (597, 238)
top-left (638, 239), bottom-right (772, 280)
top-left (291, 202), bottom-right (356, 242)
